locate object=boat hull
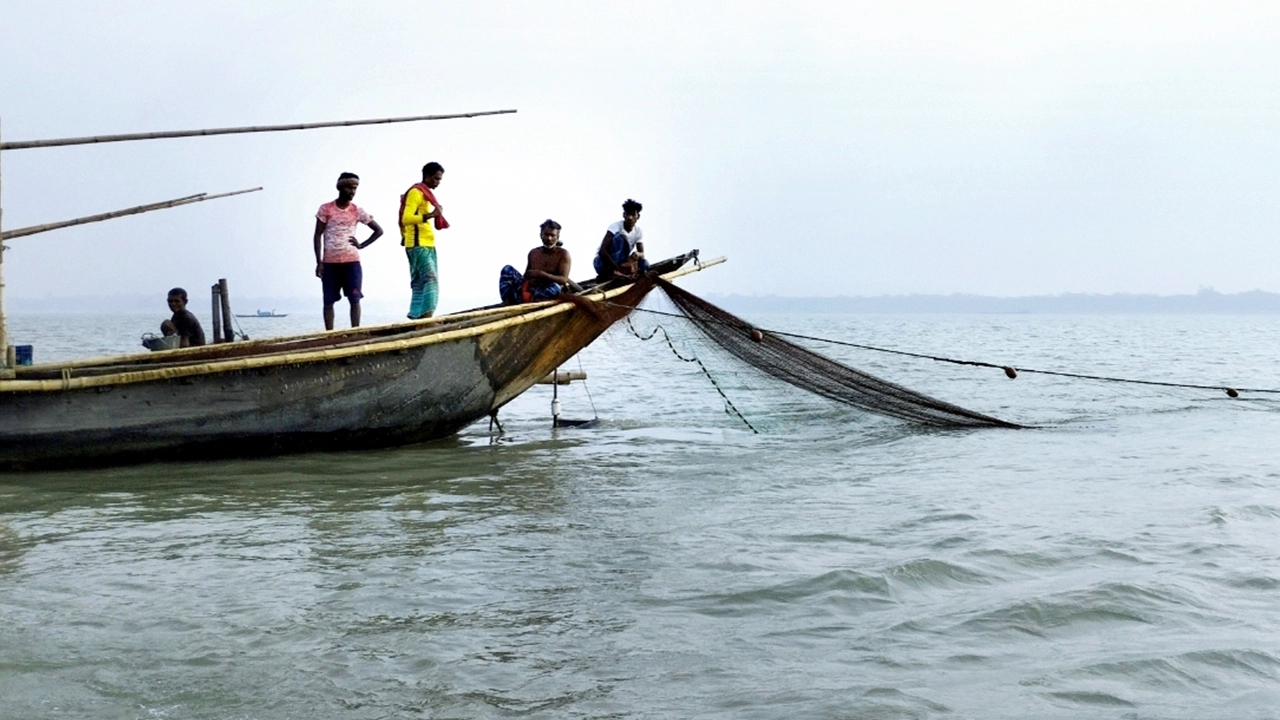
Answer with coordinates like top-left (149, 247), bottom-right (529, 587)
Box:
top-left (0, 278), bottom-right (658, 469)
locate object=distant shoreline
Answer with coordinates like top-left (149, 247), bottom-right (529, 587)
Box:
top-left (12, 290), bottom-right (1280, 315)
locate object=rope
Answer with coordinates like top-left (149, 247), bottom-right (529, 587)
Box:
top-left (614, 302), bottom-right (1274, 398)
top-left (230, 314), bottom-right (250, 342)
top-left (625, 316), bottom-right (758, 433)
top-left (576, 355), bottom-right (599, 419)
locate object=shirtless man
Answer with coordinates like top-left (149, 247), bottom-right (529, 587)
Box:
top-left (499, 220), bottom-right (574, 304)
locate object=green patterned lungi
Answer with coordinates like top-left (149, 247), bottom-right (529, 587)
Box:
top-left (406, 246), bottom-right (438, 319)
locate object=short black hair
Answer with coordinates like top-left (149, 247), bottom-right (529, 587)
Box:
top-left (422, 162), bottom-right (445, 176)
top-left (337, 172), bottom-right (359, 187)
top-left (622, 198), bottom-right (643, 214)
top-left (540, 219), bottom-right (562, 230)
top-left (167, 287), bottom-right (188, 301)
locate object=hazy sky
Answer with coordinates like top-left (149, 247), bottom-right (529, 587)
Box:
top-left (3, 1), bottom-right (1280, 311)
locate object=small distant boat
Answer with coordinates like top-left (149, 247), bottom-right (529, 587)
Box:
top-left (235, 309), bottom-right (288, 318)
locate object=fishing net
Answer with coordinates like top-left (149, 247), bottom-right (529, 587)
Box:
top-left (654, 278), bottom-right (1023, 429)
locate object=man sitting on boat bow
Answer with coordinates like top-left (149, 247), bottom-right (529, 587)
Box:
top-left (594, 198), bottom-right (647, 280)
top-left (500, 219), bottom-right (577, 304)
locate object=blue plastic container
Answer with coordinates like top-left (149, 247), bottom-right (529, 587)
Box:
top-left (14, 345), bottom-right (33, 366)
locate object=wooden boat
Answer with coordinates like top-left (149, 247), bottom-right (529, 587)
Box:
top-left (0, 253), bottom-right (719, 469)
top-left (0, 111), bottom-right (723, 469)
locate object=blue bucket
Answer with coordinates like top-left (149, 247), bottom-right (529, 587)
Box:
top-left (14, 345), bottom-right (33, 366)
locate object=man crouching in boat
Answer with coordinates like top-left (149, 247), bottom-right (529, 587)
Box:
top-left (167, 288), bottom-right (206, 347)
top-left (313, 172), bottom-right (384, 330)
top-left (499, 219), bottom-right (575, 304)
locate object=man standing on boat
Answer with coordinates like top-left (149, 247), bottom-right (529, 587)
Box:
top-left (314, 172), bottom-right (384, 330)
top-left (399, 162), bottom-right (448, 319)
top-left (594, 198), bottom-right (647, 280)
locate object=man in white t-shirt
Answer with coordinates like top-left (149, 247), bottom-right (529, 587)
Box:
top-left (313, 172), bottom-right (384, 330)
top-left (594, 198), bottom-right (649, 280)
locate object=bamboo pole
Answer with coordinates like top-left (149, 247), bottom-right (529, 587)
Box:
top-left (210, 284), bottom-right (223, 344)
top-left (0, 110), bottom-right (516, 151)
top-left (1, 188), bottom-right (262, 241)
top-left (0, 115), bottom-right (6, 368)
top-left (537, 370), bottom-right (587, 384)
top-left (218, 279), bottom-right (233, 343)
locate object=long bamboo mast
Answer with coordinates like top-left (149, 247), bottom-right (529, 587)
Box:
top-left (0, 109), bottom-right (516, 150)
top-left (1, 188), bottom-right (262, 241)
top-left (1, 116), bottom-right (6, 365)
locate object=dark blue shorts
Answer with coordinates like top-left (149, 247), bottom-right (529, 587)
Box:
top-left (321, 262), bottom-right (363, 305)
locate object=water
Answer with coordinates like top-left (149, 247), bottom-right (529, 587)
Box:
top-left (3, 308), bottom-right (1280, 718)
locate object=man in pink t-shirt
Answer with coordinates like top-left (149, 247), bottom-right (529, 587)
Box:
top-left (313, 172), bottom-right (384, 330)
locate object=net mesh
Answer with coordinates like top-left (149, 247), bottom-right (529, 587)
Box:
top-left (655, 278), bottom-right (1023, 429)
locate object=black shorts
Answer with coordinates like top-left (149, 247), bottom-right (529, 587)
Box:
top-left (321, 262), bottom-right (363, 305)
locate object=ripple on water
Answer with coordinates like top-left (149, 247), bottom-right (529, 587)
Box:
top-left (1046, 690), bottom-right (1137, 708)
top-left (1041, 648), bottom-right (1280, 717)
top-left (689, 569), bottom-right (894, 618)
top-left (894, 512), bottom-right (980, 530)
top-left (954, 582), bottom-right (1199, 638)
top-left (1180, 649), bottom-right (1280, 680)
top-left (1216, 573), bottom-right (1280, 591)
top-left (0, 523), bottom-right (24, 575)
top-left (884, 558), bottom-right (993, 589)
top-left (777, 532), bottom-right (884, 547)
top-left (1072, 652), bottom-right (1265, 693)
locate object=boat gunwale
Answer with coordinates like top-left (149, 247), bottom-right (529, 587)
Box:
top-left (25, 302), bottom-right (547, 379)
top-left (38, 292), bottom-right (548, 371)
top-left (0, 257), bottom-right (722, 393)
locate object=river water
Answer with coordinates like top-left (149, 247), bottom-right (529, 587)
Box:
top-left (2, 305), bottom-right (1280, 718)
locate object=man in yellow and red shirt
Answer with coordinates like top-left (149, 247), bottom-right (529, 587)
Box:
top-left (399, 162), bottom-right (448, 319)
